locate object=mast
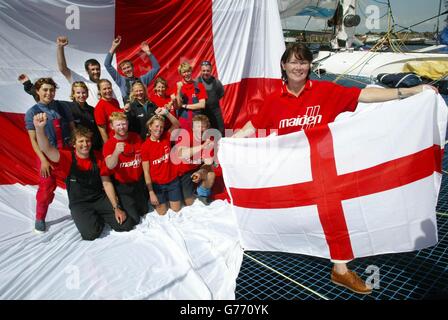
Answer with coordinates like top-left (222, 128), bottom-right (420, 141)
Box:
top-left (436, 0), bottom-right (443, 44)
top-left (331, 0), bottom-right (360, 50)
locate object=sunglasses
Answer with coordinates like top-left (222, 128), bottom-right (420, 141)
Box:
top-left (201, 61), bottom-right (211, 66)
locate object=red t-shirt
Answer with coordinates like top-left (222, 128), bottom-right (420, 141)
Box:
top-left (180, 81), bottom-right (207, 103)
top-left (178, 81), bottom-right (207, 130)
top-left (149, 90), bottom-right (175, 109)
top-left (141, 132), bottom-right (177, 184)
top-left (103, 132), bottom-right (143, 184)
top-left (94, 98), bottom-right (123, 136)
top-left (55, 150), bottom-right (110, 179)
top-left (173, 129), bottom-right (214, 176)
top-left (251, 80), bottom-right (361, 136)
top-left (148, 91), bottom-right (178, 130)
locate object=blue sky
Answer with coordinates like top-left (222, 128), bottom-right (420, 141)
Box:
top-left (281, 0), bottom-right (447, 33)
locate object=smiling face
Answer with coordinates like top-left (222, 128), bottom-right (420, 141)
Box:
top-left (86, 63), bottom-right (101, 82)
top-left (132, 83), bottom-right (146, 102)
top-left (111, 119), bottom-right (129, 138)
top-left (73, 134), bottom-right (92, 159)
top-left (120, 62), bottom-right (134, 78)
top-left (200, 65), bottom-right (212, 81)
top-left (154, 82), bottom-right (166, 97)
top-left (73, 86), bottom-right (88, 104)
top-left (148, 119), bottom-right (165, 140)
top-left (281, 55), bottom-right (311, 85)
top-left (99, 81), bottom-right (113, 100)
top-left (36, 84), bottom-right (56, 105)
top-left (181, 69), bottom-right (192, 83)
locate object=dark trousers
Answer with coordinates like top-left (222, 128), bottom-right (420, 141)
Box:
top-left (70, 195), bottom-right (136, 241)
top-left (115, 179), bottom-right (148, 224)
top-left (204, 107), bottom-right (225, 136)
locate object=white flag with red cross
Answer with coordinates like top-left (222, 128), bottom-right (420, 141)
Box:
top-left (218, 91), bottom-right (448, 261)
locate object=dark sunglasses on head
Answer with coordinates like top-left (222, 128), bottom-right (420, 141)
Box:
top-left (201, 61), bottom-right (211, 66)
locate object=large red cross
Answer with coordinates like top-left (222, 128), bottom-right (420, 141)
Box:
top-left (229, 125), bottom-right (442, 260)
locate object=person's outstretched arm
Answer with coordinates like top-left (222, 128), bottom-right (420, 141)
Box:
top-left (56, 36), bottom-right (72, 81)
top-left (157, 108), bottom-right (180, 133)
top-left (105, 36), bottom-right (124, 85)
top-left (18, 74), bottom-right (38, 101)
top-left (33, 113), bottom-right (60, 163)
top-left (359, 84), bottom-right (437, 103)
top-left (139, 41), bottom-right (160, 85)
top-left (231, 120), bottom-right (256, 138)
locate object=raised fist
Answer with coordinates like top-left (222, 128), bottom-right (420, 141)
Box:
top-left (33, 113), bottom-right (48, 128)
top-left (56, 36), bottom-right (68, 47)
top-left (114, 142), bottom-right (125, 154)
top-left (112, 35), bottom-right (122, 47)
top-left (18, 74), bottom-right (29, 83)
top-left (140, 41), bottom-right (151, 54)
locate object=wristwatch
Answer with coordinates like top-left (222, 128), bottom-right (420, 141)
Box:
top-left (112, 204), bottom-right (122, 211)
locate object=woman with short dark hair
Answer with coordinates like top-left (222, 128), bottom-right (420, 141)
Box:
top-left (233, 43), bottom-right (436, 295)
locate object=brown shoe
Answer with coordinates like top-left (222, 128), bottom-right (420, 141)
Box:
top-left (331, 268), bottom-right (372, 295)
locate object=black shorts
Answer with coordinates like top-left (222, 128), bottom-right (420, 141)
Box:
top-left (153, 178), bottom-right (182, 204)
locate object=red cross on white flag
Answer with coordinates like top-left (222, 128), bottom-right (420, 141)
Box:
top-left (219, 91), bottom-right (447, 260)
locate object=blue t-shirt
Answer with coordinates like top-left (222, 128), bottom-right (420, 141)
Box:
top-left (25, 101), bottom-right (74, 148)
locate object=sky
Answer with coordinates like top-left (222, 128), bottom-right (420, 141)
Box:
top-left (281, 0), bottom-right (447, 33)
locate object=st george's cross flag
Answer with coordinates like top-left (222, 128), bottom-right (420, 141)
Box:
top-left (218, 91), bottom-right (448, 261)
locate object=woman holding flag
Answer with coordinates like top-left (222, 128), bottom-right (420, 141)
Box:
top-left (233, 43), bottom-right (436, 295)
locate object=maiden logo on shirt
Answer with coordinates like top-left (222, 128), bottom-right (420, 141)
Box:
top-left (278, 105), bottom-right (322, 130)
top-left (119, 155), bottom-right (142, 168)
top-left (152, 145), bottom-right (170, 165)
top-left (119, 144), bottom-right (142, 169)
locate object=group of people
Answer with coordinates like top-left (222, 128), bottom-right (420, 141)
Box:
top-left (22, 36), bottom-right (225, 241)
top-left (22, 35), bottom-right (435, 295)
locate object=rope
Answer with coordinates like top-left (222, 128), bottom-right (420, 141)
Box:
top-left (427, 72), bottom-right (448, 85)
top-left (332, 52), bottom-right (380, 83)
top-left (331, 74), bottom-right (371, 86)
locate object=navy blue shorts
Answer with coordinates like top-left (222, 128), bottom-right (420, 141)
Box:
top-left (152, 178), bottom-right (182, 204)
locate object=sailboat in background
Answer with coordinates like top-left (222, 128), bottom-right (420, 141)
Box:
top-left (279, 0), bottom-right (448, 81)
